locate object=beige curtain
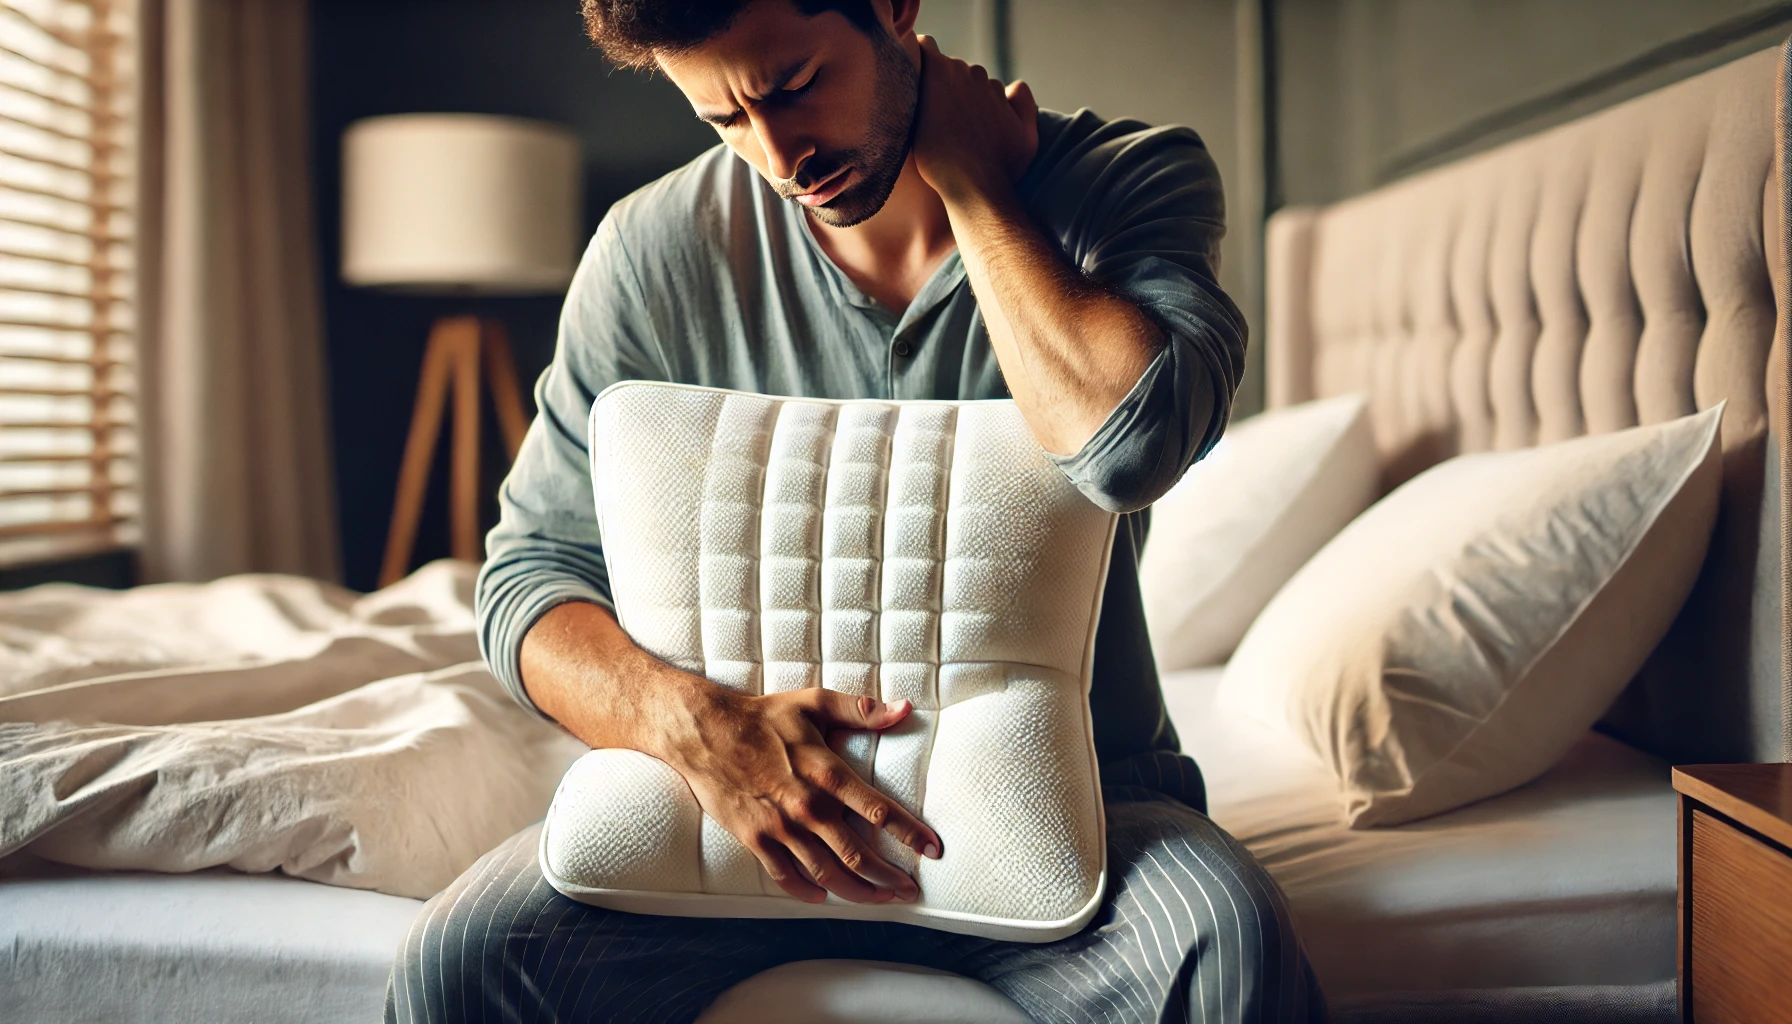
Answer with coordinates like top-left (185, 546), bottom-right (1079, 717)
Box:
top-left (135, 0), bottom-right (341, 583)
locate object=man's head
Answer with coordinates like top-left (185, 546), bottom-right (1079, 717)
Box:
top-left (581, 0), bottom-right (921, 227)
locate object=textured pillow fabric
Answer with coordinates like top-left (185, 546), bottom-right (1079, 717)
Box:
top-left (1140, 394), bottom-right (1376, 670)
top-left (1218, 405), bottom-right (1723, 828)
top-left (539, 382), bottom-right (1118, 941)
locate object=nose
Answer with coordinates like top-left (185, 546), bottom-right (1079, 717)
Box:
top-left (749, 110), bottom-right (815, 184)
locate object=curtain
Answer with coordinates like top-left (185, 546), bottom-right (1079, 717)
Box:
top-left (135, 0), bottom-right (341, 583)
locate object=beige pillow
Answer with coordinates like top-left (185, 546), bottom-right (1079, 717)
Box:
top-left (1141, 394), bottom-right (1377, 670)
top-left (1218, 405), bottom-right (1723, 827)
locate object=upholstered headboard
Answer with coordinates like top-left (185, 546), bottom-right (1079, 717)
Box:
top-left (1263, 43), bottom-right (1790, 764)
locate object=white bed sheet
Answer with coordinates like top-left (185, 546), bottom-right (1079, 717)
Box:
top-left (0, 859), bottom-right (1028, 1024)
top-left (0, 858), bottom-right (422, 1024)
top-left (1162, 666), bottom-right (1678, 998)
top-left (1, 663), bottom-right (1678, 1021)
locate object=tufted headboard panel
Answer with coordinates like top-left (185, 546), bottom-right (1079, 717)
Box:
top-left (1264, 43), bottom-right (1789, 764)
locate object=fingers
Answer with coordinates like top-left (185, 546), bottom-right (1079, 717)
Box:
top-left (1006, 79), bottom-right (1038, 121)
top-left (806, 689), bottom-right (912, 732)
top-left (811, 820), bottom-right (919, 901)
top-left (780, 827), bottom-right (888, 904)
top-left (802, 749), bottom-right (946, 860)
top-left (740, 690), bottom-right (940, 905)
top-left (796, 692), bottom-right (940, 859)
top-left (830, 769), bottom-right (942, 861)
top-left (747, 817), bottom-right (895, 905)
top-left (746, 836), bottom-right (826, 904)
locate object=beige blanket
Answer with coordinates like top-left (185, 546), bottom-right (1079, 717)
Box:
top-left (0, 561), bottom-right (587, 899)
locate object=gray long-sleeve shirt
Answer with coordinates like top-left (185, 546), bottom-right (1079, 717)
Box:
top-left (476, 108), bottom-right (1245, 766)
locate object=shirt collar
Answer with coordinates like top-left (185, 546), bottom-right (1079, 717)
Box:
top-left (779, 183), bottom-right (968, 332)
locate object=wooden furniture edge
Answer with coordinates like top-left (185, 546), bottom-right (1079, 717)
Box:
top-left (1671, 765), bottom-right (1792, 853)
top-left (1677, 792), bottom-right (1692, 1022)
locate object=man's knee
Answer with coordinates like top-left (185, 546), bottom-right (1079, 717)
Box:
top-left (1107, 797), bottom-right (1321, 1020)
top-left (386, 829), bottom-right (550, 1024)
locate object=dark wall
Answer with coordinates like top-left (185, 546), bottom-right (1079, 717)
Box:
top-left (1273, 0), bottom-right (1791, 205)
top-left (312, 0), bottom-right (715, 592)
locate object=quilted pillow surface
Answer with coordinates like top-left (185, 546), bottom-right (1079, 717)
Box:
top-left (539, 382), bottom-right (1118, 941)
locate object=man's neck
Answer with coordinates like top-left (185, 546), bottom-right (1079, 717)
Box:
top-left (805, 154), bottom-right (957, 316)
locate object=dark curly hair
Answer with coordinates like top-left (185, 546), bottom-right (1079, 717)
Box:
top-left (581, 0), bottom-right (882, 68)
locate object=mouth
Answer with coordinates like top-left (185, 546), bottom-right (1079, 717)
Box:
top-left (793, 166), bottom-right (851, 207)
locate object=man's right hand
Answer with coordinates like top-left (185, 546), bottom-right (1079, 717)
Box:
top-left (520, 600), bottom-right (942, 905)
top-left (666, 685), bottom-right (940, 904)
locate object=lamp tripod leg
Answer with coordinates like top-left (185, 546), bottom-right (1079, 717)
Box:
top-left (482, 320), bottom-right (530, 460)
top-left (379, 315), bottom-right (475, 588)
top-left (378, 315), bottom-right (533, 589)
top-left (450, 319), bottom-right (483, 563)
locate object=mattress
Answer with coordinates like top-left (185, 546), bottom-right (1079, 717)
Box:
top-left (1162, 666), bottom-right (1678, 999)
top-left (2, 667), bottom-right (1680, 1022)
top-left (0, 858), bottom-right (1027, 1024)
top-left (0, 858), bottom-right (422, 1024)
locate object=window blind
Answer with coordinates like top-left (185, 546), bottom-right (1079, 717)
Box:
top-left (0, 0), bottom-right (137, 566)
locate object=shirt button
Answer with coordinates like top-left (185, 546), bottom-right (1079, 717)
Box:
top-left (894, 340), bottom-right (913, 358)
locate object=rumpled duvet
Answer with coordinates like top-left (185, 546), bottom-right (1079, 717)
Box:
top-left (0, 561), bottom-right (587, 899)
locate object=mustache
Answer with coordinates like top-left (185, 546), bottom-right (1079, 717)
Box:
top-left (773, 153), bottom-right (853, 200)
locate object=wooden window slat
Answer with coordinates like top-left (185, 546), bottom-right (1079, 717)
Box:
top-left (0, 0), bottom-right (134, 565)
top-left (0, 514), bottom-right (127, 540)
top-left (0, 281), bottom-right (124, 301)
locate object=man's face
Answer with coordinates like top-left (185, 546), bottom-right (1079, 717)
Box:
top-left (658, 1), bottom-right (920, 228)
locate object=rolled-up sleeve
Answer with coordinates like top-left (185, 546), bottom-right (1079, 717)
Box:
top-left (474, 217), bottom-right (665, 715)
top-left (1026, 116), bottom-right (1246, 514)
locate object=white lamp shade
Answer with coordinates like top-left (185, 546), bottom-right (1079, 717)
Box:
top-left (342, 114), bottom-right (583, 295)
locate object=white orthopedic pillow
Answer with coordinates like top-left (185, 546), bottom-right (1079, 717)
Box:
top-left (1218, 405), bottom-right (1723, 828)
top-left (1140, 394), bottom-right (1376, 669)
top-left (540, 382), bottom-right (1118, 941)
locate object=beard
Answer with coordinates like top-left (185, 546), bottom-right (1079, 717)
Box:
top-left (771, 31), bottom-right (918, 228)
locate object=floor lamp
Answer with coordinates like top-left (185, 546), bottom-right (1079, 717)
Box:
top-left (342, 114), bottom-right (583, 587)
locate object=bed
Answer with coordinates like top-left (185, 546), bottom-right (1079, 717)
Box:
top-left (0, 665), bottom-right (1683, 1023)
top-left (4, 38), bottom-right (1788, 1024)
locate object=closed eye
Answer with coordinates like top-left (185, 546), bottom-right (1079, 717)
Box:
top-left (696, 58), bottom-right (818, 129)
top-left (783, 67), bottom-right (818, 96)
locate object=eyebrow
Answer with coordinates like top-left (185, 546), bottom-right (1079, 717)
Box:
top-left (695, 56), bottom-right (814, 126)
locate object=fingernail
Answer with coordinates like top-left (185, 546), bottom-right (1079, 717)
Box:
top-left (923, 842), bottom-right (940, 860)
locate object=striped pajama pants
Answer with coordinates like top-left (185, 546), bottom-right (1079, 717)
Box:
top-left (386, 753), bottom-right (1326, 1024)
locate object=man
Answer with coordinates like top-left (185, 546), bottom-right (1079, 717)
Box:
top-left (389, 0), bottom-right (1325, 1020)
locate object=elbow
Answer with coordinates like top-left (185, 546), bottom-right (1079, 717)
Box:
top-left (1049, 341), bottom-right (1228, 514)
top-left (1060, 442), bottom-right (1183, 515)
top-left (1048, 410), bottom-right (1186, 514)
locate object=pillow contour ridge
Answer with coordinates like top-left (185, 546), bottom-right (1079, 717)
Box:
top-left (539, 382), bottom-right (1119, 942)
top-left (1140, 393), bottom-right (1377, 670)
top-left (1219, 404), bottom-right (1724, 828)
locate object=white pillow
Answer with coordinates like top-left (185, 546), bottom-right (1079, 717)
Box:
top-left (1218, 405), bottom-right (1723, 828)
top-left (540, 383), bottom-right (1117, 942)
top-left (1141, 394), bottom-right (1377, 670)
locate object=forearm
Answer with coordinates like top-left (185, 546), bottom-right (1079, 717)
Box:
top-left (519, 600), bottom-right (716, 757)
top-left (945, 189), bottom-right (1164, 456)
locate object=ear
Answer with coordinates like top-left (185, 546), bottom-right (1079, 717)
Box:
top-left (882, 0), bottom-right (921, 39)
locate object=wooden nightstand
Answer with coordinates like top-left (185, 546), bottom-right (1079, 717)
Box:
top-left (1672, 764), bottom-right (1792, 1023)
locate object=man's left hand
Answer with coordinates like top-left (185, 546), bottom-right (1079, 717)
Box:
top-left (912, 35), bottom-right (1039, 207)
